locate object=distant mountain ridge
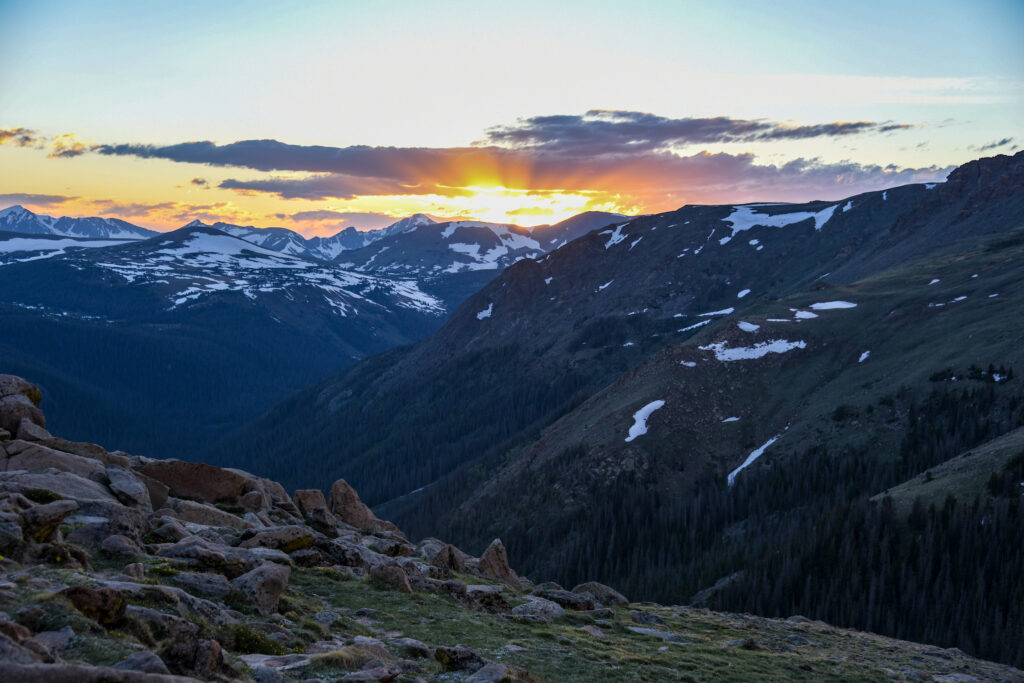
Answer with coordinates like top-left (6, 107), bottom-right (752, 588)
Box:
top-left (0, 204), bottom-right (158, 239)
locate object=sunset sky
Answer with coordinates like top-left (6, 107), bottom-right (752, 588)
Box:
top-left (1, 0), bottom-right (1021, 236)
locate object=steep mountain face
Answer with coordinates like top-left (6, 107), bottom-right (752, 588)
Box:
top-left (0, 226), bottom-right (448, 458)
top-left (211, 152), bottom-right (1024, 667)
top-left (2, 375), bottom-right (1017, 682)
top-left (0, 205), bottom-right (157, 239)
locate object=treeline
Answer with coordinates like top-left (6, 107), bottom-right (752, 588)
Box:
top-left (431, 382), bottom-right (1024, 667)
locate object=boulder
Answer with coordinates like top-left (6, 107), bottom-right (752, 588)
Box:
top-left (171, 572), bottom-right (232, 599)
top-left (391, 637), bottom-right (431, 658)
top-left (510, 596), bottom-right (565, 623)
top-left (368, 564), bottom-right (413, 593)
top-left (113, 651), bottom-right (172, 675)
top-left (21, 499), bottom-right (78, 543)
top-left (0, 660), bottom-right (196, 681)
top-left (159, 622), bottom-right (235, 679)
top-left (466, 662), bottom-right (512, 682)
top-left (327, 479), bottom-right (399, 533)
top-left (0, 375), bottom-right (42, 405)
top-left (0, 520), bottom-right (24, 551)
top-left (434, 645), bottom-right (485, 672)
top-left (572, 581), bottom-right (629, 606)
top-left (0, 631), bottom-right (39, 664)
top-left (532, 588), bottom-right (595, 611)
top-left (106, 467), bottom-right (151, 509)
top-left (163, 498), bottom-right (254, 531)
top-left (101, 534), bottom-right (143, 558)
top-left (15, 418), bottom-right (51, 442)
top-left (36, 438), bottom-right (130, 468)
top-left (0, 471), bottom-right (119, 507)
top-left (231, 563), bottom-right (291, 615)
top-left (60, 586), bottom-right (127, 626)
top-left (238, 525), bottom-right (315, 553)
top-left (293, 488), bottom-right (328, 516)
top-left (477, 539), bottom-right (520, 589)
top-left (157, 536), bottom-right (261, 578)
top-left (630, 610), bottom-right (666, 626)
top-left (465, 584), bottom-right (511, 613)
top-left (238, 490), bottom-right (266, 512)
top-left (5, 441), bottom-right (106, 481)
top-left (136, 460), bottom-right (248, 504)
top-left (0, 395), bottom-right (44, 435)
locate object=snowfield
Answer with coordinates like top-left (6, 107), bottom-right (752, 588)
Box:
top-left (699, 339), bottom-right (807, 361)
top-left (625, 400), bottom-right (666, 443)
top-left (718, 204), bottom-right (838, 244)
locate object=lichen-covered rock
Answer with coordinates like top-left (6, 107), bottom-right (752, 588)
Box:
top-left (477, 538), bottom-right (520, 589)
top-left (231, 562), bottom-right (290, 615)
top-left (572, 581), bottom-right (629, 606)
top-left (0, 660), bottom-right (194, 681)
top-left (21, 499), bottom-right (78, 543)
top-left (327, 479), bottom-right (399, 533)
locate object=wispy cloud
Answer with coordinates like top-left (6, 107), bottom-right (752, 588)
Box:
top-left (972, 137), bottom-right (1015, 152)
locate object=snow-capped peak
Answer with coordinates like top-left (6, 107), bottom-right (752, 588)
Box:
top-left (0, 205), bottom-right (34, 219)
top-left (183, 219), bottom-right (210, 229)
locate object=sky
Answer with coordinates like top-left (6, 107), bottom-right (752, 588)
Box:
top-left (1, 0), bottom-right (1021, 235)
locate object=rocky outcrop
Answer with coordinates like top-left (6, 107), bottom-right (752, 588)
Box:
top-left (4, 374), bottom-right (1007, 683)
top-left (328, 479), bottom-right (400, 533)
top-left (477, 538), bottom-right (520, 589)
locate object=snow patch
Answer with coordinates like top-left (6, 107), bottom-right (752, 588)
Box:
top-left (929, 278), bottom-right (940, 285)
top-left (737, 321), bottom-right (760, 332)
top-left (624, 400), bottom-right (666, 443)
top-left (604, 222), bottom-right (630, 249)
top-left (544, 277), bottom-right (552, 285)
top-left (597, 280), bottom-right (613, 291)
top-left (678, 320), bottom-right (711, 333)
top-left (680, 361), bottom-right (697, 367)
top-left (859, 350), bottom-right (871, 363)
top-left (728, 435), bottom-right (781, 486)
top-left (721, 417), bottom-right (740, 423)
top-left (476, 303), bottom-right (493, 320)
top-left (809, 301), bottom-right (857, 310)
top-left (842, 201), bottom-right (853, 212)
top-left (698, 307), bottom-right (734, 317)
top-left (737, 289), bottom-right (751, 298)
top-left (629, 236), bottom-right (643, 250)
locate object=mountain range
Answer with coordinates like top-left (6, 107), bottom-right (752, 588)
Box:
top-left (0, 206), bottom-right (625, 457)
top-left (207, 151), bottom-right (1024, 667)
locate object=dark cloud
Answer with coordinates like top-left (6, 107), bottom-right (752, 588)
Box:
top-left (0, 128), bottom-right (42, 148)
top-left (80, 111), bottom-right (940, 209)
top-left (0, 192), bottom-right (77, 208)
top-left (973, 137), bottom-right (1014, 152)
top-left (480, 110), bottom-right (916, 155)
top-left (190, 177), bottom-right (208, 186)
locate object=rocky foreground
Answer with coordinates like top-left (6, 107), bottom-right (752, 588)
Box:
top-left (0, 375), bottom-right (1020, 682)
